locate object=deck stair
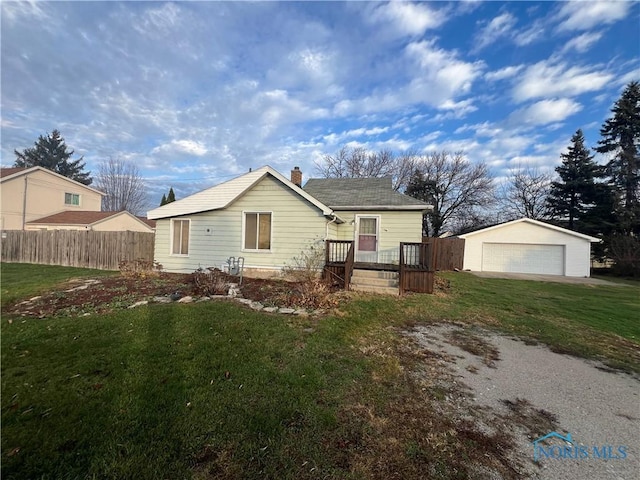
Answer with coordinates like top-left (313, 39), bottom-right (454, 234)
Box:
top-left (350, 269), bottom-right (399, 295)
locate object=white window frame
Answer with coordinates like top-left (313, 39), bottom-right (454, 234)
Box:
top-left (242, 211), bottom-right (273, 252)
top-left (64, 192), bottom-right (81, 206)
top-left (170, 218), bottom-right (191, 256)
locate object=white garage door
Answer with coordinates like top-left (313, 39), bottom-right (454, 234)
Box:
top-left (482, 243), bottom-right (565, 275)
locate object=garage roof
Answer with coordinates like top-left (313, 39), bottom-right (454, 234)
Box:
top-left (459, 218), bottom-right (601, 242)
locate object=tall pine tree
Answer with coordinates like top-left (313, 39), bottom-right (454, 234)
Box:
top-left (547, 129), bottom-right (604, 232)
top-left (595, 81), bottom-right (640, 235)
top-left (14, 130), bottom-right (92, 185)
top-left (166, 187), bottom-right (176, 203)
top-left (160, 194), bottom-right (167, 206)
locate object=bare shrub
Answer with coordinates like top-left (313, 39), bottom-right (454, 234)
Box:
top-left (191, 267), bottom-right (229, 295)
top-left (119, 259), bottom-right (162, 278)
top-left (281, 239), bottom-right (326, 283)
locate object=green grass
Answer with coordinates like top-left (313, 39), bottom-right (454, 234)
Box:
top-left (1, 265), bottom-right (638, 479)
top-left (2, 302), bottom-right (372, 479)
top-left (1, 263), bottom-right (115, 307)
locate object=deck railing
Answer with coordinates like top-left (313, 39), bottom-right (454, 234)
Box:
top-left (323, 240), bottom-right (354, 290)
top-left (399, 242), bottom-right (435, 294)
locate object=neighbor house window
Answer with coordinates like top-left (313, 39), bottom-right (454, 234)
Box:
top-left (172, 219), bottom-right (190, 255)
top-left (65, 193), bottom-right (80, 206)
top-left (244, 212), bottom-right (271, 250)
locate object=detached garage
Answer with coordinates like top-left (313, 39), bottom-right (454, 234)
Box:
top-left (460, 218), bottom-right (600, 277)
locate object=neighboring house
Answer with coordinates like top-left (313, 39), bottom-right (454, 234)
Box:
top-left (459, 218), bottom-right (600, 277)
top-left (147, 166), bottom-right (430, 274)
top-left (0, 166), bottom-right (104, 230)
top-left (26, 210), bottom-right (155, 233)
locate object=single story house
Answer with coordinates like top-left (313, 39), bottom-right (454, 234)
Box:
top-left (0, 166), bottom-right (104, 230)
top-left (26, 210), bottom-right (156, 233)
top-left (459, 218), bottom-right (600, 277)
top-left (146, 166), bottom-right (431, 275)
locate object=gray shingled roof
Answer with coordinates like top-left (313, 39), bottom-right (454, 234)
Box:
top-left (303, 177), bottom-right (430, 209)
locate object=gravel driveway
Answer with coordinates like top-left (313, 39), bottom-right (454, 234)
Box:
top-left (406, 325), bottom-right (640, 480)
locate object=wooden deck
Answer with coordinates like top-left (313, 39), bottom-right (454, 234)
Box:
top-left (324, 240), bottom-right (435, 294)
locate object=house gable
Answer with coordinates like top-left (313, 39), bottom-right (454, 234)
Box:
top-left (147, 166), bottom-right (335, 220)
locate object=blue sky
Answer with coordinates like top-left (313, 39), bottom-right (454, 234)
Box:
top-left (1, 1), bottom-right (638, 208)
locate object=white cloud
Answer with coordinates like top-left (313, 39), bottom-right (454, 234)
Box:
top-left (367, 1), bottom-right (448, 37)
top-left (561, 31), bottom-right (603, 53)
top-left (513, 21), bottom-right (545, 46)
top-left (473, 12), bottom-right (517, 52)
top-left (485, 65), bottom-right (524, 82)
top-left (513, 61), bottom-right (613, 102)
top-left (510, 98), bottom-right (582, 126)
top-left (557, 1), bottom-right (630, 31)
top-left (152, 139), bottom-right (208, 156)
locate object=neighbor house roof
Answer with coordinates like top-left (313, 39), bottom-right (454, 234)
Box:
top-left (458, 218), bottom-right (601, 242)
top-left (146, 166), bottom-right (336, 220)
top-left (0, 166), bottom-right (105, 196)
top-left (0, 167), bottom-right (27, 178)
top-left (303, 177), bottom-right (431, 210)
top-left (28, 210), bottom-right (153, 230)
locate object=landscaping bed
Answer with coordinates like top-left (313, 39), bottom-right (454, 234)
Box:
top-left (3, 270), bottom-right (341, 319)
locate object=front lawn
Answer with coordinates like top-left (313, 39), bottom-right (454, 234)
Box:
top-left (2, 264), bottom-right (638, 479)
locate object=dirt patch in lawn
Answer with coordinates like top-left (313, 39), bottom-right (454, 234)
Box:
top-left (3, 272), bottom-right (341, 319)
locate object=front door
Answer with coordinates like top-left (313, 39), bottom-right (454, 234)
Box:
top-left (355, 216), bottom-right (379, 263)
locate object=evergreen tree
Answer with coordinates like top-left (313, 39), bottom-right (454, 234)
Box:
top-left (595, 81), bottom-right (640, 235)
top-left (14, 130), bottom-right (92, 185)
top-left (167, 187), bottom-right (176, 203)
top-left (160, 194), bottom-right (167, 206)
top-left (547, 129), bottom-right (604, 232)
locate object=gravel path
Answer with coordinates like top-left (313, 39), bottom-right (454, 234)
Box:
top-left (406, 325), bottom-right (640, 480)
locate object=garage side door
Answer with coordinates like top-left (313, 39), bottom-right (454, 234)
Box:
top-left (482, 243), bottom-right (565, 275)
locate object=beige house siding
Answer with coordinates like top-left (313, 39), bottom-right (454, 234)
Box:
top-left (1, 169), bottom-right (102, 230)
top-left (334, 210), bottom-right (423, 263)
top-left (154, 175), bottom-right (330, 273)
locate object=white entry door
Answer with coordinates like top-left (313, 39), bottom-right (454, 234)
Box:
top-left (355, 216), bottom-right (379, 263)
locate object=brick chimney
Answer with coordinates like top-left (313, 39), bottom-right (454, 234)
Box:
top-left (291, 166), bottom-right (302, 187)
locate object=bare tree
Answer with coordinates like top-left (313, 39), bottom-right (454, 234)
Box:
top-left (95, 157), bottom-right (148, 214)
top-left (314, 146), bottom-right (417, 190)
top-left (498, 164), bottom-right (553, 221)
top-left (406, 151), bottom-right (496, 236)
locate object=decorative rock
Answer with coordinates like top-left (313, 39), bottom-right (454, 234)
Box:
top-left (153, 296), bottom-right (172, 303)
top-left (128, 300), bottom-right (149, 309)
top-left (236, 298), bottom-right (253, 305)
top-left (196, 296), bottom-right (211, 302)
top-left (210, 295), bottom-right (227, 300)
top-left (249, 302), bottom-right (264, 311)
top-left (227, 286), bottom-right (240, 298)
top-left (29, 296), bottom-right (42, 302)
top-left (263, 307), bottom-right (278, 313)
top-left (278, 308), bottom-right (295, 314)
top-left (84, 279), bottom-right (102, 285)
top-left (177, 296), bottom-right (193, 303)
top-left (311, 309), bottom-right (324, 316)
top-left (293, 309), bottom-right (308, 316)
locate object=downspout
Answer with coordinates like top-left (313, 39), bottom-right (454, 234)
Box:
top-left (22, 175), bottom-right (28, 230)
top-left (325, 214), bottom-right (338, 240)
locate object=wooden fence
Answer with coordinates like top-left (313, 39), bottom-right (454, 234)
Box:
top-left (421, 237), bottom-right (465, 271)
top-left (0, 230), bottom-right (155, 270)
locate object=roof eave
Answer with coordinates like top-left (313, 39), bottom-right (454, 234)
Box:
top-left (330, 205), bottom-right (432, 211)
